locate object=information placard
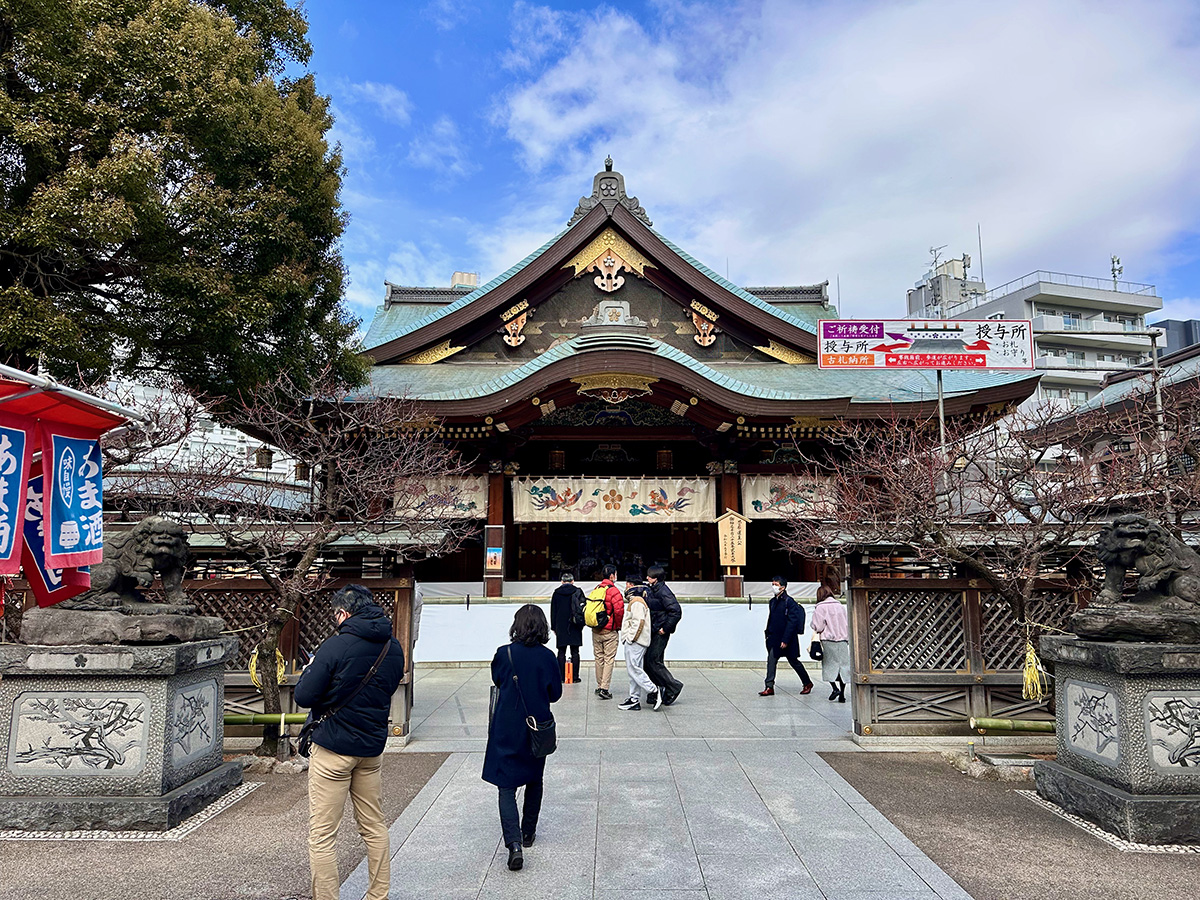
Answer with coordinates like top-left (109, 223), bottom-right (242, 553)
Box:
top-left (817, 320), bottom-right (1034, 369)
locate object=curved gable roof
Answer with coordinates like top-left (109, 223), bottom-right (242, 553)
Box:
top-left (362, 166), bottom-right (825, 362)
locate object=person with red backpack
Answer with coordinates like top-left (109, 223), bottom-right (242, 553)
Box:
top-left (586, 564), bottom-right (625, 700)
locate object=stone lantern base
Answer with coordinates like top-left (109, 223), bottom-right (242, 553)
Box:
top-left (0, 637), bottom-right (241, 832)
top-left (1034, 636), bottom-right (1200, 845)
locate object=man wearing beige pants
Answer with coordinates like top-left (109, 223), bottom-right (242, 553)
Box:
top-left (589, 565), bottom-right (625, 700)
top-left (295, 585), bottom-right (405, 900)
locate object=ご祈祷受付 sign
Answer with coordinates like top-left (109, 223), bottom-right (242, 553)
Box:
top-left (817, 320), bottom-right (1034, 370)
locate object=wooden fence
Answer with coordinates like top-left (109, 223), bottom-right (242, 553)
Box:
top-left (848, 560), bottom-right (1078, 736)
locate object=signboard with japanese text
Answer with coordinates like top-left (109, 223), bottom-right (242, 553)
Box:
top-left (817, 320), bottom-right (1034, 369)
top-left (41, 424), bottom-right (105, 568)
top-left (21, 471), bottom-right (90, 607)
top-left (716, 509), bottom-right (749, 567)
top-left (0, 413), bottom-right (34, 575)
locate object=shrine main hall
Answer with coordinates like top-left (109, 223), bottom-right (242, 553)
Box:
top-left (363, 161), bottom-right (1038, 599)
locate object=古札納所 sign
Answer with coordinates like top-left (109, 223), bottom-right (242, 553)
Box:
top-left (817, 320), bottom-right (1034, 369)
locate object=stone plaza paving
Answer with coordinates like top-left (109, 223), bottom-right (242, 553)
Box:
top-left (341, 665), bottom-right (972, 900)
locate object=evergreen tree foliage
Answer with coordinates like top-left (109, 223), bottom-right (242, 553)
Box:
top-left (0, 0), bottom-right (367, 394)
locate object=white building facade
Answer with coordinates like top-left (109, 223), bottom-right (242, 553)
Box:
top-left (907, 266), bottom-right (1162, 409)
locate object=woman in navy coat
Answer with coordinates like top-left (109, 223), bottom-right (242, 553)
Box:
top-left (482, 604), bottom-right (562, 871)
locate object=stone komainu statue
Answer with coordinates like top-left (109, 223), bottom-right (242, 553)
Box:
top-left (1095, 515), bottom-right (1200, 610)
top-left (75, 515), bottom-right (190, 607)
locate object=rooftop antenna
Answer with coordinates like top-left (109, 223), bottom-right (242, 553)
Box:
top-left (977, 224), bottom-right (985, 283)
top-left (1111, 254), bottom-right (1123, 290)
top-left (836, 274), bottom-right (842, 317)
top-left (930, 244), bottom-right (948, 272)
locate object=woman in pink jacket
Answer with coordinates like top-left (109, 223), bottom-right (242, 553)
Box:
top-left (812, 575), bottom-right (850, 703)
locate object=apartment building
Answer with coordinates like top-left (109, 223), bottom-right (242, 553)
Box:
top-left (906, 265), bottom-right (1162, 409)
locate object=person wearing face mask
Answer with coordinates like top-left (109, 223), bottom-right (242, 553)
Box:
top-left (759, 575), bottom-right (813, 697)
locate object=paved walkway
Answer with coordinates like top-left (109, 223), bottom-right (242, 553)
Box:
top-left (342, 666), bottom-right (971, 900)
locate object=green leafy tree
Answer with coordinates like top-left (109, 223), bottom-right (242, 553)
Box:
top-left (0, 0), bottom-right (367, 395)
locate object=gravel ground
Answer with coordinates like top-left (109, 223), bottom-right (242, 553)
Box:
top-left (0, 752), bottom-right (449, 900)
top-left (821, 751), bottom-right (1197, 900)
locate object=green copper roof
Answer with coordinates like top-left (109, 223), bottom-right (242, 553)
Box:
top-left (364, 333), bottom-right (1039, 405)
top-left (363, 216), bottom-right (828, 352)
top-left (1066, 355), bottom-right (1200, 416)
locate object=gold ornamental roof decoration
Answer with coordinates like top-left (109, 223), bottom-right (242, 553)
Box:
top-left (755, 340), bottom-right (815, 365)
top-left (400, 340), bottom-right (465, 365)
top-left (564, 227), bottom-right (656, 278)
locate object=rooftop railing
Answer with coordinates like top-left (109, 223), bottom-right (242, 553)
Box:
top-left (944, 270), bottom-right (1158, 316)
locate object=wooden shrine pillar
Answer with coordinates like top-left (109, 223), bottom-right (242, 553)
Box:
top-left (485, 473), bottom-right (505, 598)
top-left (720, 465), bottom-right (744, 598)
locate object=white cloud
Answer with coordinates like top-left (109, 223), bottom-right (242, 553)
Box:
top-left (425, 0), bottom-right (475, 31)
top-left (407, 116), bottom-right (478, 184)
top-left (501, 2), bottom-right (572, 71)
top-left (328, 106), bottom-right (376, 165)
top-left (1154, 298), bottom-right (1200, 323)
top-left (337, 80), bottom-right (413, 125)
top-left (492, 0), bottom-right (1200, 316)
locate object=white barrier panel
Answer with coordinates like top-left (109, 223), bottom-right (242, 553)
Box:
top-left (417, 580), bottom-right (820, 601)
top-left (416, 601), bottom-right (825, 664)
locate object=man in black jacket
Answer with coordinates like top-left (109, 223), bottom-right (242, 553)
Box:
top-left (759, 575), bottom-right (813, 697)
top-left (644, 565), bottom-right (684, 705)
top-left (295, 584), bottom-right (406, 900)
top-left (549, 572), bottom-right (585, 682)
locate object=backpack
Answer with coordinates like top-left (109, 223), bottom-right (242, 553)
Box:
top-left (584, 585), bottom-right (609, 629)
top-left (569, 587), bottom-right (587, 628)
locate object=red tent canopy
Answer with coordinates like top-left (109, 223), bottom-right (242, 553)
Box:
top-left (0, 366), bottom-right (138, 444)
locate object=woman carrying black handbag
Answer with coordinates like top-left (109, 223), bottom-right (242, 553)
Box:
top-left (482, 604), bottom-right (562, 871)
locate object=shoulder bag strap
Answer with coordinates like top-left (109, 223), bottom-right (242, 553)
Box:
top-left (506, 645), bottom-right (536, 727)
top-left (320, 639), bottom-right (392, 722)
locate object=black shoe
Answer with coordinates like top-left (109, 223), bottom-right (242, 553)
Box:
top-left (572, 677), bottom-right (582, 683)
top-left (507, 842), bottom-right (523, 870)
top-left (618, 697), bottom-right (641, 711)
top-left (521, 832), bottom-right (536, 847)
top-left (594, 688), bottom-right (602, 696)
top-left (664, 685), bottom-right (682, 705)
top-left (598, 688), bottom-right (612, 700)
top-left (647, 690), bottom-right (658, 707)
top-left (829, 685), bottom-right (840, 701)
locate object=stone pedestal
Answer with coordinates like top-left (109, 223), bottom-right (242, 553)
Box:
top-left (1034, 636), bottom-right (1200, 845)
top-left (0, 637), bottom-right (240, 832)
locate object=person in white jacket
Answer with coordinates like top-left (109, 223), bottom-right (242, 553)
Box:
top-left (618, 577), bottom-right (661, 711)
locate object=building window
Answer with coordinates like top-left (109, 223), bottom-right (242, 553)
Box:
top-left (1069, 390), bottom-right (1089, 406)
top-left (1041, 346), bottom-right (1066, 358)
top-left (1062, 312), bottom-right (1083, 330)
top-left (1066, 350), bottom-right (1086, 364)
top-left (987, 312), bottom-right (1005, 320)
top-left (1043, 388), bottom-right (1067, 399)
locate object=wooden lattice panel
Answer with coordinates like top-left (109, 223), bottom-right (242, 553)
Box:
top-left (873, 686), bottom-right (970, 721)
top-left (986, 685), bottom-right (1053, 721)
top-left (189, 588), bottom-right (279, 668)
top-left (867, 590), bottom-right (967, 671)
top-left (980, 591), bottom-right (1075, 671)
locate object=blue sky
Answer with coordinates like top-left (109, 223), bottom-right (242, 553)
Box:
top-left (300, 1), bottom-right (1200, 327)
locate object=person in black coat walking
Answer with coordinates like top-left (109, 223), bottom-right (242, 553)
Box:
top-left (294, 585), bottom-right (406, 900)
top-left (759, 575), bottom-right (813, 696)
top-left (644, 565), bottom-right (684, 705)
top-left (483, 604), bottom-right (562, 871)
top-left (549, 572), bottom-right (584, 682)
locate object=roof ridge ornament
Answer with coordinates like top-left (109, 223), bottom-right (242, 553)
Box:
top-left (568, 158), bottom-right (652, 227)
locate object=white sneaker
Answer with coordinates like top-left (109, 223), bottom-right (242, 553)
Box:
top-left (653, 688), bottom-right (664, 711)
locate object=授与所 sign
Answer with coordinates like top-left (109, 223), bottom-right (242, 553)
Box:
top-left (817, 320), bottom-right (1034, 369)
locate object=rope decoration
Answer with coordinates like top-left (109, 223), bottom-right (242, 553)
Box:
top-left (1021, 638), bottom-right (1049, 702)
top-left (248, 646), bottom-right (287, 690)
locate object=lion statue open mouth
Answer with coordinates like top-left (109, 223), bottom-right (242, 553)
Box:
top-left (65, 515), bottom-right (189, 610)
top-left (1074, 514), bottom-right (1200, 642)
top-left (1095, 515), bottom-right (1200, 610)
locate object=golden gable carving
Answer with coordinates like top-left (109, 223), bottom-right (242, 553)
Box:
top-left (564, 227), bottom-right (655, 278)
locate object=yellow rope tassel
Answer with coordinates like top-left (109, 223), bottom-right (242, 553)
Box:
top-left (1022, 640), bottom-right (1048, 702)
top-left (248, 647), bottom-right (287, 690)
